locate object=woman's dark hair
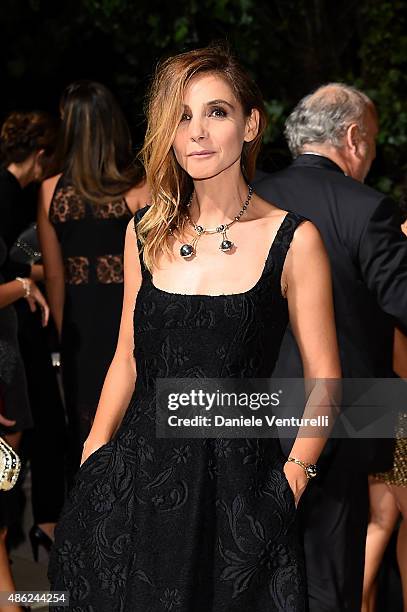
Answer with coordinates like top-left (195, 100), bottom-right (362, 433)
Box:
top-left (0, 111), bottom-right (58, 175)
top-left (58, 80), bottom-right (142, 205)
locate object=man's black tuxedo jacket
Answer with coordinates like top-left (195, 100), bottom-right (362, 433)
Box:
top-left (255, 154), bottom-right (407, 471)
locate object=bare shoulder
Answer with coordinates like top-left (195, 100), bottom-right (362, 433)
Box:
top-left (283, 221), bottom-right (330, 292)
top-left (41, 173), bottom-right (62, 194)
top-left (123, 215), bottom-right (142, 252)
top-left (125, 179), bottom-right (150, 214)
top-left (38, 173), bottom-right (62, 214)
top-left (124, 217), bottom-right (142, 279)
top-left (251, 193), bottom-right (288, 222)
top-left (252, 195), bottom-right (324, 252)
top-left (291, 220), bottom-right (325, 254)
top-left (125, 214), bottom-right (143, 248)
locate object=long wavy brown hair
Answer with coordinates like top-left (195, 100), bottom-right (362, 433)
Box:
top-left (138, 44), bottom-right (267, 272)
top-left (58, 80), bottom-right (142, 205)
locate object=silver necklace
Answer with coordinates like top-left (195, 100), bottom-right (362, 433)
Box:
top-left (179, 185), bottom-right (253, 259)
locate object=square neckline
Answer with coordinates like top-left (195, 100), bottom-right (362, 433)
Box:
top-left (149, 212), bottom-right (290, 298)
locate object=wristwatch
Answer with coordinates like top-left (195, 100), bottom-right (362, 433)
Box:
top-left (287, 457), bottom-right (317, 480)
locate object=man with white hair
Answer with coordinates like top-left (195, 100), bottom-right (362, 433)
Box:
top-left (256, 83), bottom-right (407, 611)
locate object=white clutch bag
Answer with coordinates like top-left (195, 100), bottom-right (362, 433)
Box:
top-left (0, 436), bottom-right (21, 491)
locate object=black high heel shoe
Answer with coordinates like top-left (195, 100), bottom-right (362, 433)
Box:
top-left (28, 525), bottom-right (53, 562)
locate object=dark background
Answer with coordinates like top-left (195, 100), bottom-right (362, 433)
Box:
top-left (0, 2), bottom-right (405, 607)
top-left (1, 0), bottom-right (407, 195)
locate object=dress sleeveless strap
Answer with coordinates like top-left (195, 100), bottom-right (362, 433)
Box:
top-left (48, 174), bottom-right (67, 220)
top-left (133, 205), bottom-right (151, 277)
top-left (266, 211), bottom-right (308, 277)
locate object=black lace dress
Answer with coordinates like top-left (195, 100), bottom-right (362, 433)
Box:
top-left (48, 206), bottom-right (307, 611)
top-left (49, 176), bottom-right (133, 469)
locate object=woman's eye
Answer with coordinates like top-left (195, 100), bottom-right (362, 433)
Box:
top-left (210, 107), bottom-right (227, 118)
top-left (180, 113), bottom-right (191, 122)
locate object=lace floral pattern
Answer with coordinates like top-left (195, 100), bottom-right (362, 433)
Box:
top-left (49, 206), bottom-right (307, 611)
top-left (50, 186), bottom-right (85, 223)
top-left (96, 255), bottom-right (124, 284)
top-left (63, 255), bottom-right (125, 285)
top-left (65, 256), bottom-right (89, 285)
top-left (50, 185), bottom-right (131, 224)
top-left (93, 200), bottom-right (130, 219)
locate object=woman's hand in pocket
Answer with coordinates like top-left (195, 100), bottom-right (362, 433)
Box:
top-left (283, 461), bottom-right (309, 507)
top-left (80, 437), bottom-right (109, 467)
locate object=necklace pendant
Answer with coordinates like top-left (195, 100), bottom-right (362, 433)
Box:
top-left (219, 239), bottom-right (234, 252)
top-left (219, 225), bottom-right (234, 252)
top-left (182, 184), bottom-right (253, 258)
top-left (180, 244), bottom-right (194, 258)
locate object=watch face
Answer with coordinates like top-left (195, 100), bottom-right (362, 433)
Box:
top-left (307, 464), bottom-right (317, 478)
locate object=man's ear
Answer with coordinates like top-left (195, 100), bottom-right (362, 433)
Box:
top-left (244, 108), bottom-right (260, 143)
top-left (346, 124), bottom-right (361, 155)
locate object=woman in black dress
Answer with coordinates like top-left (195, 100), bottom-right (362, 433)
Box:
top-left (0, 110), bottom-right (66, 561)
top-left (49, 47), bottom-right (340, 611)
top-left (0, 232), bottom-right (48, 612)
top-left (38, 81), bottom-right (149, 476)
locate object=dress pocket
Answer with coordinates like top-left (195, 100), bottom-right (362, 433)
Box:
top-left (280, 467), bottom-right (297, 512)
top-left (78, 440), bottom-right (114, 473)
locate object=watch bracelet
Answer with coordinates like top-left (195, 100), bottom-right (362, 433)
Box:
top-left (15, 277), bottom-right (31, 298)
top-left (286, 456), bottom-right (316, 479)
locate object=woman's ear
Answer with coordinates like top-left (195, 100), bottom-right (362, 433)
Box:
top-left (35, 149), bottom-right (45, 163)
top-left (244, 108), bottom-right (260, 143)
top-left (33, 149), bottom-right (46, 180)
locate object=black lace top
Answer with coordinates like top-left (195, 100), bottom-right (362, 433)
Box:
top-left (49, 176), bottom-right (132, 286)
top-left (49, 175), bottom-right (133, 457)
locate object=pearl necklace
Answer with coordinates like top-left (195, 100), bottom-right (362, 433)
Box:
top-left (178, 185), bottom-right (253, 259)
